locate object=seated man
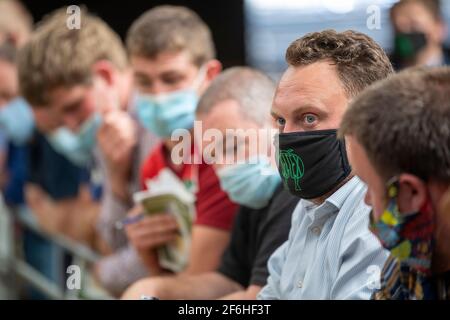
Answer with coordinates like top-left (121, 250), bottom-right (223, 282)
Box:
top-left (340, 66), bottom-right (450, 300)
top-left (258, 30), bottom-right (393, 300)
top-left (122, 6), bottom-right (238, 280)
top-left (122, 67), bottom-right (299, 300)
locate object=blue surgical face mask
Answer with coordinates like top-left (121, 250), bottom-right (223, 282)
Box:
top-left (46, 113), bottom-right (102, 167)
top-left (217, 155), bottom-right (281, 209)
top-left (0, 97), bottom-right (35, 145)
top-left (135, 67), bottom-right (206, 138)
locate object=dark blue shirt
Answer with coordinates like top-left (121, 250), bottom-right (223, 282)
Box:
top-left (2, 130), bottom-right (90, 205)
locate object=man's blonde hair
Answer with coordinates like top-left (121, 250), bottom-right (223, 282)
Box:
top-left (18, 7), bottom-right (128, 106)
top-left (126, 5), bottom-right (215, 66)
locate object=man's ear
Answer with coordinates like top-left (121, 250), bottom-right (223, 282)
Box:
top-left (92, 60), bottom-right (117, 87)
top-left (397, 174), bottom-right (427, 213)
top-left (433, 19), bottom-right (448, 44)
top-left (204, 59), bottom-right (222, 84)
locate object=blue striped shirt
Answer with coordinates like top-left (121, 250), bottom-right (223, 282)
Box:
top-left (258, 176), bottom-right (390, 300)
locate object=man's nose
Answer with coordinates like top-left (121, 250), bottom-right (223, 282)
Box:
top-left (283, 122), bottom-right (303, 134)
top-left (149, 80), bottom-right (177, 96)
top-left (63, 115), bottom-right (82, 133)
top-left (148, 81), bottom-right (166, 95)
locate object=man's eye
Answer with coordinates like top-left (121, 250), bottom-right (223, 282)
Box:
top-left (137, 79), bottom-right (152, 89)
top-left (276, 117), bottom-right (286, 127)
top-left (162, 76), bottom-right (183, 86)
top-left (304, 114), bottom-right (317, 124)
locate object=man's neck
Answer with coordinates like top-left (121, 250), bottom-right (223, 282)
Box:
top-left (433, 215), bottom-right (450, 274)
top-left (415, 45), bottom-right (445, 67)
top-left (432, 253), bottom-right (450, 275)
top-left (430, 182), bottom-right (450, 274)
top-left (310, 174), bottom-right (354, 205)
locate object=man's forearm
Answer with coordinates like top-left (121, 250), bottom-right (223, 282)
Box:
top-left (123, 272), bottom-right (243, 300)
top-left (155, 273), bottom-right (242, 300)
top-left (219, 285), bottom-right (262, 300)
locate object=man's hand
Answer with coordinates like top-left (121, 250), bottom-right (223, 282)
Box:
top-left (24, 184), bottom-right (103, 249)
top-left (125, 205), bottom-right (179, 274)
top-left (25, 183), bottom-right (63, 234)
top-left (97, 110), bottom-right (137, 201)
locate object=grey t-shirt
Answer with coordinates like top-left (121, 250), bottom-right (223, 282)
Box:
top-left (95, 122), bottom-right (158, 295)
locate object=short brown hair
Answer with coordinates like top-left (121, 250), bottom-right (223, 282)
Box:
top-left (126, 5), bottom-right (215, 67)
top-left (18, 8), bottom-right (128, 106)
top-left (286, 30), bottom-right (394, 98)
top-left (391, 0), bottom-right (442, 21)
top-left (340, 66), bottom-right (450, 183)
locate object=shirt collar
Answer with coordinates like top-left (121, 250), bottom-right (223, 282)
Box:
top-left (302, 176), bottom-right (364, 222)
top-left (325, 176), bottom-right (363, 210)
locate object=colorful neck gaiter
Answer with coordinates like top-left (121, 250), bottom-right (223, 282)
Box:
top-left (371, 177), bottom-right (436, 300)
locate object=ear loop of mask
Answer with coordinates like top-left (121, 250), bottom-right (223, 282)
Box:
top-left (380, 177), bottom-right (405, 225)
top-left (370, 177), bottom-right (406, 249)
top-left (190, 64), bottom-right (207, 92)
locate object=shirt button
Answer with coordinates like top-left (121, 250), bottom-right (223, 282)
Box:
top-left (311, 226), bottom-right (321, 235)
top-left (297, 280), bottom-right (303, 288)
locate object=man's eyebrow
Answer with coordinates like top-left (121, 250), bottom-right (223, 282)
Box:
top-left (134, 71), bottom-right (151, 80)
top-left (291, 104), bottom-right (327, 117)
top-left (62, 97), bottom-right (84, 112)
top-left (160, 70), bottom-right (181, 76)
top-left (270, 110), bottom-right (280, 118)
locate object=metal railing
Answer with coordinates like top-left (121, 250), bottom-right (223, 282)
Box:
top-left (0, 197), bottom-right (113, 300)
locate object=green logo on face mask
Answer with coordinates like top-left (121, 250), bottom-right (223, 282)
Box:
top-left (278, 149), bottom-right (305, 191)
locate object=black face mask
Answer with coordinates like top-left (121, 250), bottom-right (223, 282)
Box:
top-left (394, 32), bottom-right (427, 60)
top-left (275, 129), bottom-right (351, 200)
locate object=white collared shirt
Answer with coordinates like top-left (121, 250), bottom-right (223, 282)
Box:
top-left (258, 176), bottom-right (389, 300)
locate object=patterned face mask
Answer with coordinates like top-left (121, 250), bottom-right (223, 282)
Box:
top-left (370, 177), bottom-right (435, 276)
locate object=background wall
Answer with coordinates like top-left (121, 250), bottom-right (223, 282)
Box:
top-left (21, 0), bottom-right (247, 69)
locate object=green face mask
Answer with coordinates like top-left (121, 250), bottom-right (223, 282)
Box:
top-left (394, 32), bottom-right (427, 60)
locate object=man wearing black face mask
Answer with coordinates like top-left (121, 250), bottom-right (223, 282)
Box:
top-left (340, 67), bottom-right (450, 300)
top-left (258, 30), bottom-right (394, 300)
top-left (390, 0), bottom-right (449, 69)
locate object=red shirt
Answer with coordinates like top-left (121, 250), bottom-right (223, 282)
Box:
top-left (141, 143), bottom-right (238, 231)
